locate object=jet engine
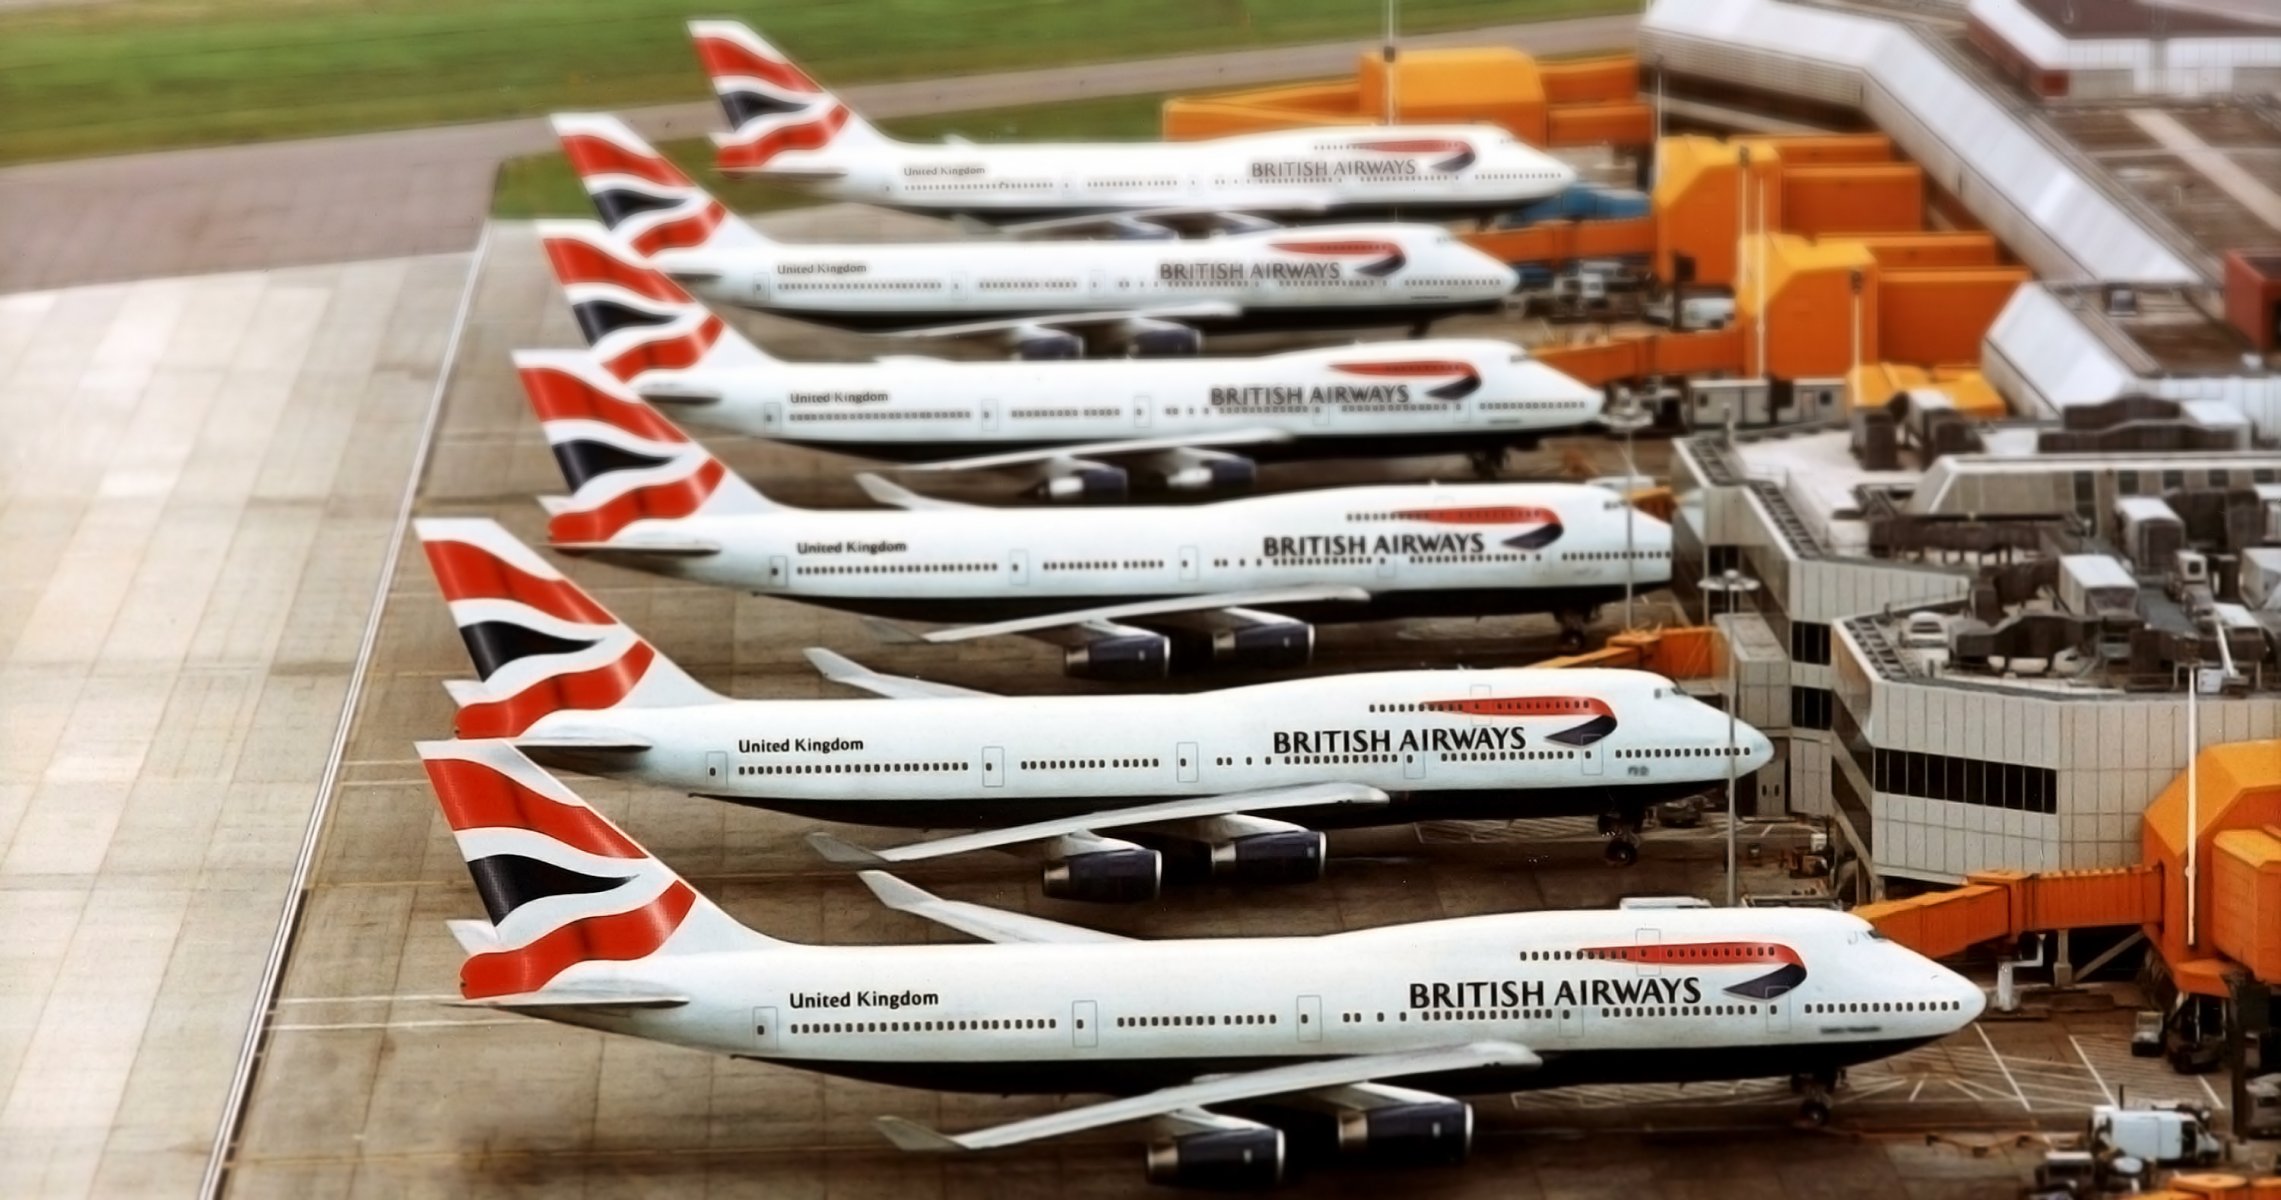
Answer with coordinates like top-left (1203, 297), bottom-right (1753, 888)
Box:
top-left (1013, 328), bottom-right (1083, 360)
top-left (1150, 446), bottom-right (1258, 493)
top-left (1335, 1099), bottom-right (1473, 1167)
top-left (1144, 1127), bottom-right (1286, 1190)
top-left (1127, 320), bottom-right (1203, 358)
top-left (1063, 623), bottom-right (1171, 681)
top-left (1210, 616), bottom-right (1313, 670)
top-left (1033, 457), bottom-right (1130, 502)
top-left (1040, 847), bottom-right (1162, 903)
top-left (1208, 830), bottom-right (1327, 885)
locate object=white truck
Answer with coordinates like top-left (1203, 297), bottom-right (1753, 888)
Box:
top-left (2087, 1102), bottom-right (2222, 1167)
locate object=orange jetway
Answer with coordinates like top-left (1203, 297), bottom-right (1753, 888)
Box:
top-left (1880, 268), bottom-right (2034, 367)
top-left (1855, 866), bottom-right (2162, 962)
top-left (1460, 216), bottom-right (1653, 266)
top-left (1163, 48), bottom-right (1651, 147)
top-left (1533, 627), bottom-right (1717, 677)
top-left (1531, 327), bottom-right (1746, 387)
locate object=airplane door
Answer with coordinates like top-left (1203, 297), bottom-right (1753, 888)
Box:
top-left (1134, 393), bottom-right (1152, 430)
top-left (1559, 1005), bottom-right (1581, 1039)
top-left (1766, 992), bottom-right (1792, 1034)
top-left (749, 268), bottom-right (770, 305)
top-left (1313, 397), bottom-right (1333, 427)
top-left (1582, 729), bottom-right (1605, 776)
top-left (1296, 995), bottom-right (1323, 1043)
top-left (1072, 1000), bottom-right (1098, 1049)
top-left (759, 402), bottom-right (783, 433)
top-left (1403, 750), bottom-right (1426, 780)
top-left (1090, 267), bottom-right (1112, 302)
top-left (1176, 742), bottom-right (1199, 784)
top-left (1179, 546), bottom-right (1198, 581)
top-left (767, 556), bottom-right (788, 588)
top-left (1377, 552), bottom-right (1396, 580)
top-left (706, 751), bottom-right (728, 781)
top-left (752, 1006), bottom-right (779, 1051)
top-left (981, 398), bottom-right (998, 431)
top-left (982, 746), bottom-right (1005, 788)
top-left (1008, 549), bottom-right (1029, 585)
top-left (1633, 928), bottom-right (1661, 976)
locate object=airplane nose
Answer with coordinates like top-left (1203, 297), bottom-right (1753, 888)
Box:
top-left (1743, 726), bottom-right (1775, 771)
top-left (1955, 972), bottom-right (1988, 1023)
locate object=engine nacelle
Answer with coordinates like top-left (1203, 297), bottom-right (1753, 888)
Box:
top-left (1163, 457), bottom-right (1258, 493)
top-left (1211, 622), bottom-right (1314, 671)
top-left (1037, 466), bottom-right (1130, 502)
top-left (1064, 633), bottom-right (1170, 681)
top-left (1209, 831), bottom-right (1327, 885)
top-left (1108, 217), bottom-right (1178, 241)
top-left (1041, 848), bottom-right (1162, 903)
top-left (1014, 330), bottom-right (1083, 360)
top-left (1144, 1128), bottom-right (1286, 1190)
top-left (1335, 1100), bottom-right (1473, 1167)
top-left (1129, 325), bottom-right (1203, 357)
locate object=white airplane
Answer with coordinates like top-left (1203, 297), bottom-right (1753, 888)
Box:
top-left (542, 220), bottom-right (1605, 493)
top-left (688, 19), bottom-right (1581, 232)
top-left (420, 738), bottom-right (1984, 1186)
top-left (414, 518), bottom-right (1768, 877)
top-left (552, 114), bottom-right (1522, 353)
top-left (510, 348), bottom-right (1667, 662)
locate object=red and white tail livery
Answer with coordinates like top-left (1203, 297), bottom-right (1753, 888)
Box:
top-left (421, 738), bottom-right (768, 1002)
top-left (416, 517), bottom-right (722, 739)
top-left (690, 19), bottom-right (887, 172)
top-left (551, 114), bottom-right (764, 257)
top-left (541, 219), bottom-right (771, 379)
top-left (685, 19), bottom-right (1579, 230)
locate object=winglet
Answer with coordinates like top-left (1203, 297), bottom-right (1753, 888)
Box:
top-left (875, 1115), bottom-right (968, 1153)
top-left (809, 831), bottom-right (890, 864)
top-left (857, 869), bottom-right (936, 909)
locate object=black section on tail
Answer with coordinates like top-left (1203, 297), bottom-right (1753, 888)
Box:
top-left (1724, 963), bottom-right (1807, 1001)
top-left (721, 89), bottom-right (808, 129)
top-left (572, 299), bottom-right (676, 346)
top-left (458, 621), bottom-right (600, 680)
top-left (466, 854), bottom-right (633, 924)
top-left (1547, 713), bottom-right (1617, 747)
top-left (550, 440), bottom-right (675, 491)
top-left (590, 187), bottom-right (683, 229)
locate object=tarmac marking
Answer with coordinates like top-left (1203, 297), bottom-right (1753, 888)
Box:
top-left (271, 1019), bottom-right (524, 1032)
top-left (1977, 1025), bottom-right (2036, 1111)
top-left (199, 228), bottom-right (492, 1200)
top-left (2070, 1035), bottom-right (2116, 1105)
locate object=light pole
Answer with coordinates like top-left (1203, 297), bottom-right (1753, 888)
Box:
top-left (1602, 397), bottom-right (1653, 631)
top-left (1700, 567), bottom-right (1761, 906)
top-left (1382, 0), bottom-right (1400, 125)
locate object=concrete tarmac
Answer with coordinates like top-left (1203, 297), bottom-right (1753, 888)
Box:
top-left (195, 221), bottom-right (2081, 1199)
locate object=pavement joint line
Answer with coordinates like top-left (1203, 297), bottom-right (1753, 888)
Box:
top-left (1977, 1024), bottom-right (2035, 1112)
top-left (2069, 1035), bottom-right (2117, 1105)
top-left (2198, 1071), bottom-right (2228, 1110)
top-left (270, 1018), bottom-right (526, 1032)
top-left (197, 225), bottom-right (492, 1200)
top-left (276, 994), bottom-right (461, 1005)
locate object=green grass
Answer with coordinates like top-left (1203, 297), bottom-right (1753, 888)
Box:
top-left (492, 90), bottom-right (1175, 218)
top-left (0, 0), bottom-right (1631, 166)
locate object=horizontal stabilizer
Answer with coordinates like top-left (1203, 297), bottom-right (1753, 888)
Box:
top-left (446, 919), bottom-right (500, 954)
top-left (898, 427), bottom-right (1291, 474)
top-left (451, 985), bottom-right (692, 1010)
top-left (876, 1116), bottom-right (966, 1153)
top-left (511, 733), bottom-right (655, 753)
top-left (803, 647), bottom-right (996, 699)
top-left (857, 870), bottom-right (1132, 944)
top-left (807, 782), bottom-right (1388, 864)
top-left (920, 585), bottom-right (1369, 643)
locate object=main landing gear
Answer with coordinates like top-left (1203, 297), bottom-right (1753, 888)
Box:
top-left (1597, 811), bottom-right (1642, 867)
top-left (1468, 447), bottom-right (1507, 479)
top-left (1790, 1069), bottom-right (1842, 1127)
top-left (1555, 607), bottom-right (1595, 653)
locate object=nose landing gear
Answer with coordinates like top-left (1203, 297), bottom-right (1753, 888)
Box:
top-left (1468, 447), bottom-right (1507, 479)
top-left (1597, 811), bottom-right (1642, 867)
top-left (1555, 607), bottom-right (1595, 652)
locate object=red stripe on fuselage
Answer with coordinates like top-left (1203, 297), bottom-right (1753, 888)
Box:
top-left (1331, 360), bottom-right (1473, 378)
top-left (1581, 941), bottom-right (1803, 967)
top-left (1271, 239), bottom-right (1403, 258)
top-left (1390, 506), bottom-right (1558, 526)
top-left (454, 642), bottom-right (658, 738)
top-left (461, 881), bottom-right (696, 999)
top-left (424, 539), bottom-right (615, 626)
top-left (542, 235), bottom-right (692, 303)
top-left (425, 757), bottom-right (643, 858)
top-left (1421, 695), bottom-right (1613, 719)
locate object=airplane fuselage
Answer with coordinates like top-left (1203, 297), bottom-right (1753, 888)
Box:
top-left (659, 223), bottom-right (1518, 334)
top-left (526, 667), bottom-right (1773, 829)
top-left (760, 126), bottom-right (1580, 225)
top-left (524, 906), bottom-right (1980, 1096)
top-left (639, 339), bottom-right (1605, 458)
top-left (594, 482), bottom-right (1672, 626)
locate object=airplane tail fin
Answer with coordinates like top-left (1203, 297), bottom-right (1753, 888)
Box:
top-left (512, 349), bottom-right (781, 545)
top-left (418, 738), bottom-right (777, 1000)
top-left (688, 20), bottom-right (891, 171)
top-left (536, 220), bottom-right (775, 378)
top-left (550, 113), bottom-right (769, 255)
top-left (413, 517), bottom-right (726, 738)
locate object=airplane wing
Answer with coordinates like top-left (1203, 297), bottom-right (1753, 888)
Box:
top-left (876, 1042), bottom-right (1540, 1151)
top-left (807, 782), bottom-right (1389, 865)
top-left (982, 201), bottom-right (1335, 240)
top-left (891, 302), bottom-right (1241, 341)
top-left (858, 871), bottom-right (1133, 945)
top-left (913, 586), bottom-right (1369, 644)
top-left (852, 473), bottom-right (981, 511)
top-left (895, 428), bottom-right (1293, 474)
top-left (803, 647), bottom-right (998, 699)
